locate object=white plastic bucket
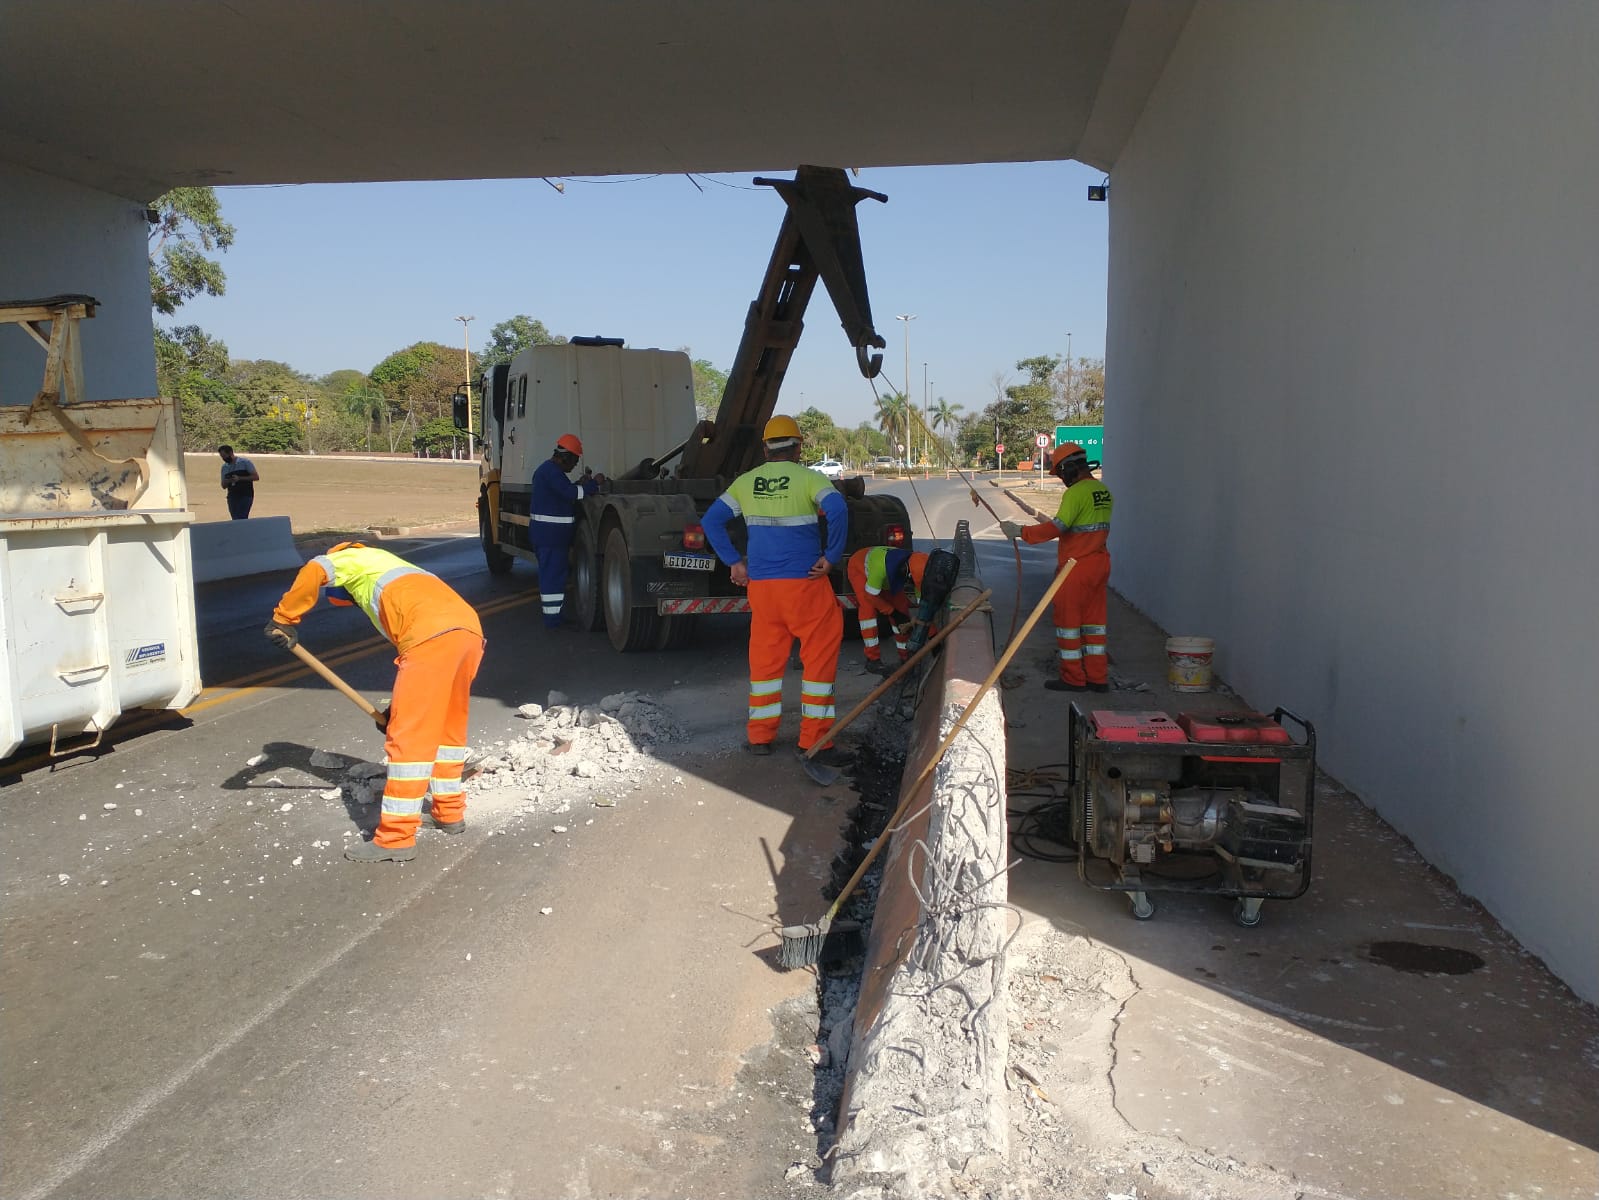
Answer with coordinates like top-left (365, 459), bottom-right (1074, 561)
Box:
top-left (1166, 636), bottom-right (1215, 692)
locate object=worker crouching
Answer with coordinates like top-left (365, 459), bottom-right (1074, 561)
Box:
top-left (847, 546), bottom-right (929, 675)
top-left (1001, 442), bottom-right (1114, 692)
top-left (265, 543), bottom-right (485, 862)
top-left (703, 415), bottom-right (846, 757)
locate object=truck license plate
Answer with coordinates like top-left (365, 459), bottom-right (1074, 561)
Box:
top-left (663, 553), bottom-right (716, 571)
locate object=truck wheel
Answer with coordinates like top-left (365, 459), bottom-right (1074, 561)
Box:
top-left (603, 526), bottom-right (660, 652)
top-left (480, 501), bottom-right (512, 576)
top-left (654, 614), bottom-right (696, 651)
top-left (570, 521), bottom-right (605, 632)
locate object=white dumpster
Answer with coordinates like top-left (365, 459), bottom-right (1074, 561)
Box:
top-left (0, 394), bottom-right (201, 758)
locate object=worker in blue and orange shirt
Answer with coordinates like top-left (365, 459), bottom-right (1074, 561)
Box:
top-left (530, 433), bottom-right (604, 628)
top-left (702, 415), bottom-right (847, 758)
top-left (265, 543), bottom-right (484, 863)
top-left (1001, 442), bottom-right (1114, 693)
top-left (846, 546), bottom-right (929, 675)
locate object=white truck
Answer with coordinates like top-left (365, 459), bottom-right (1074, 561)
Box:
top-left (0, 296), bottom-right (201, 759)
top-left (462, 167), bottom-right (914, 652)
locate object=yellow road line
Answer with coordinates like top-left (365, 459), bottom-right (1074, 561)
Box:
top-left (4, 591), bottom-right (536, 774)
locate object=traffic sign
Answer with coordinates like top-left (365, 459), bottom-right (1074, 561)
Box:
top-left (995, 443), bottom-right (1005, 454)
top-left (1035, 432), bottom-right (1050, 449)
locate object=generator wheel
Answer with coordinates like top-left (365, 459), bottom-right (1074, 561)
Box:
top-left (1128, 891), bottom-right (1156, 921)
top-left (480, 500), bottom-right (513, 576)
top-left (603, 526), bottom-right (659, 652)
top-left (570, 521), bottom-right (605, 632)
top-left (1233, 897), bottom-right (1264, 928)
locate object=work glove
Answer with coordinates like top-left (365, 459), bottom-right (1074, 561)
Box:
top-left (999, 520), bottom-right (1025, 540)
top-left (372, 704), bottom-right (390, 734)
top-left (264, 620), bottom-right (299, 651)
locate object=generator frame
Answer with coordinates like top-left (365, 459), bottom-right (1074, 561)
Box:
top-left (1066, 703), bottom-right (1317, 925)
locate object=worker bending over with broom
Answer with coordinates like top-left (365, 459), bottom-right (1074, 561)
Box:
top-left (702, 415), bottom-right (847, 759)
top-left (265, 542), bottom-right (485, 862)
top-left (846, 545), bottom-right (929, 675)
top-left (1000, 442), bottom-right (1114, 692)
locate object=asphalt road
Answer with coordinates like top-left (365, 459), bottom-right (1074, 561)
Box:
top-left (1, 476), bottom-right (1024, 1200)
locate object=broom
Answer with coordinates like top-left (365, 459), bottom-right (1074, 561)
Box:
top-left (777, 557), bottom-right (1077, 968)
top-left (798, 587), bottom-right (994, 786)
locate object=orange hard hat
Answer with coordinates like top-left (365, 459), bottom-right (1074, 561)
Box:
top-left (762, 414), bottom-right (802, 444)
top-left (1051, 442), bottom-right (1088, 471)
top-left (555, 434), bottom-right (583, 456)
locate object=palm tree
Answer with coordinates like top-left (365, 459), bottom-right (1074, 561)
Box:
top-left (931, 396), bottom-right (964, 434)
top-left (873, 391), bottom-right (908, 462)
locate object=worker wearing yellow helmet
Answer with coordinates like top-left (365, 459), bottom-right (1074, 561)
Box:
top-left (701, 414), bottom-right (848, 757)
top-left (1000, 442), bottom-right (1114, 692)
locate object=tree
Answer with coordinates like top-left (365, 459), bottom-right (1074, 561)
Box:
top-left (236, 416), bottom-right (300, 454)
top-left (228, 359), bottom-right (315, 418)
top-left (155, 324), bottom-right (240, 449)
top-left (930, 397), bottom-right (965, 463)
top-left (795, 406), bottom-right (840, 458)
top-left (690, 357), bottom-right (729, 421)
top-left (148, 188), bottom-right (235, 315)
top-left (413, 416), bottom-right (464, 458)
top-left (481, 315), bottom-right (566, 369)
top-left (873, 391), bottom-right (909, 460)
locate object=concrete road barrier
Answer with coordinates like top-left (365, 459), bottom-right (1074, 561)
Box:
top-left (190, 516), bottom-right (304, 583)
top-left (832, 520), bottom-right (1012, 1199)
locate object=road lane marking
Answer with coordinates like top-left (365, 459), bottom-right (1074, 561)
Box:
top-left (2, 592), bottom-right (535, 776)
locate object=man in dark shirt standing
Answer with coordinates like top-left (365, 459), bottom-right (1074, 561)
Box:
top-left (218, 445), bottom-right (259, 520)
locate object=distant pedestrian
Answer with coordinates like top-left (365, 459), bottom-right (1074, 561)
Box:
top-left (218, 445), bottom-right (259, 520)
top-left (530, 434), bottom-right (604, 628)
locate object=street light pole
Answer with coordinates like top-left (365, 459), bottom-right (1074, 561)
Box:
top-left (896, 314), bottom-right (916, 468)
top-left (455, 315), bottom-right (475, 458)
top-left (1064, 330), bottom-right (1073, 420)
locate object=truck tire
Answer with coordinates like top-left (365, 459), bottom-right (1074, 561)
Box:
top-left (654, 614), bottom-right (696, 651)
top-left (603, 526), bottom-right (660, 652)
top-left (570, 521), bottom-right (605, 632)
top-left (480, 499), bottom-right (513, 576)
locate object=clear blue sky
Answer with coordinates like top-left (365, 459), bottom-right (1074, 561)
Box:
top-left (180, 160), bottom-right (1108, 430)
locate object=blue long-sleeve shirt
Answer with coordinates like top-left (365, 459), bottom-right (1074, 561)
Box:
top-left (529, 457), bottom-right (598, 546)
top-left (703, 460), bottom-right (848, 580)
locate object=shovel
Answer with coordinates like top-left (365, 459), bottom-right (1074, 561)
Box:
top-left (798, 587), bottom-right (994, 786)
top-left (291, 643), bottom-right (390, 732)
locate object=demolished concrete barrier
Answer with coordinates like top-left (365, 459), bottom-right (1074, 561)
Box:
top-left (832, 520), bottom-right (1012, 1199)
top-left (189, 516), bottom-right (304, 583)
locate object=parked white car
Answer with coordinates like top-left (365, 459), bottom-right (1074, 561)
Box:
top-left (811, 458), bottom-right (844, 478)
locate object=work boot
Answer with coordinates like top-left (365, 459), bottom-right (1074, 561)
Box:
top-left (344, 839), bottom-right (417, 863)
top-left (746, 742), bottom-right (774, 756)
top-left (433, 818), bottom-right (466, 835)
top-left (863, 659), bottom-right (893, 677)
top-left (1086, 682), bottom-right (1111, 693)
top-left (1044, 679), bottom-right (1089, 693)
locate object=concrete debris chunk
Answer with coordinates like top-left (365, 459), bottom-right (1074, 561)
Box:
top-left (309, 750), bottom-right (346, 769)
top-left (573, 760), bottom-right (601, 779)
top-left (345, 761), bottom-right (387, 782)
top-left (318, 788), bottom-right (343, 801)
top-left (516, 703), bottom-right (544, 720)
top-left (547, 690), bottom-right (569, 707)
top-left (246, 754), bottom-right (267, 767)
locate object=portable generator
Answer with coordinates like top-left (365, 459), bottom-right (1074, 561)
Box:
top-left (1067, 705), bottom-right (1316, 925)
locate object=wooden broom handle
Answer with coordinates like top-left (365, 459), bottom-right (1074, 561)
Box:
top-left (291, 643), bottom-right (382, 718)
top-left (821, 557), bottom-right (1078, 920)
top-left (803, 587), bottom-right (994, 761)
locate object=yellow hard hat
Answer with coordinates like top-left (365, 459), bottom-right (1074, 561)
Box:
top-left (763, 414), bottom-right (802, 444)
top-left (1051, 442), bottom-right (1088, 471)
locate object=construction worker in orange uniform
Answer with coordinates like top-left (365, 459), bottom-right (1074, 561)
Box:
top-left (264, 543), bottom-right (485, 862)
top-left (701, 415), bottom-right (848, 758)
top-left (1001, 442), bottom-right (1114, 692)
top-left (846, 546), bottom-right (929, 675)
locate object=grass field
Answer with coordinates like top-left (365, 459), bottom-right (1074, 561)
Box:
top-left (184, 454), bottom-right (480, 538)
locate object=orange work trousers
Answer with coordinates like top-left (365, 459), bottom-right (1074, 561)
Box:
top-left (846, 556), bottom-right (911, 663)
top-left (1052, 551), bottom-right (1110, 686)
top-left (746, 575), bottom-right (843, 751)
top-left (375, 628), bottom-right (486, 848)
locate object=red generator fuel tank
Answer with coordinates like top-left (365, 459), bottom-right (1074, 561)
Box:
top-left (1177, 711), bottom-right (1293, 745)
top-left (1090, 710), bottom-right (1189, 743)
